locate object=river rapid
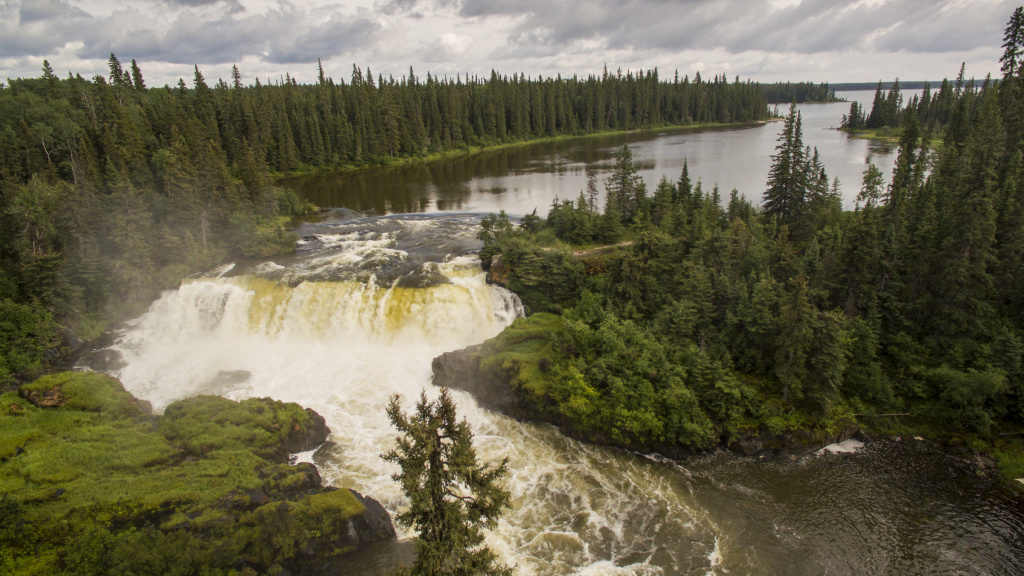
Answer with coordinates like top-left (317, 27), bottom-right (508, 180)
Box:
top-left (81, 96), bottom-right (1024, 575)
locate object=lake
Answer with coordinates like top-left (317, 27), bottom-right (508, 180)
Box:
top-left (280, 91), bottom-right (901, 215)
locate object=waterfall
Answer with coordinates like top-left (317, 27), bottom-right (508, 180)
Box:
top-left (93, 215), bottom-right (719, 575)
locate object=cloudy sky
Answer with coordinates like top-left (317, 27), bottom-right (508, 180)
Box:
top-left (0, 0), bottom-right (1016, 87)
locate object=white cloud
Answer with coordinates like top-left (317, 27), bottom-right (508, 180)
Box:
top-left (0, 0), bottom-right (1013, 86)
top-left (420, 32), bottom-right (473, 62)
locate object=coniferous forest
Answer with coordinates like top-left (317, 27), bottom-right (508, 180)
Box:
top-left (840, 68), bottom-right (985, 133)
top-left (471, 7), bottom-right (1024, 461)
top-left (0, 60), bottom-right (807, 380)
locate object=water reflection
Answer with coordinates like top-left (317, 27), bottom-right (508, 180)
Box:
top-left (282, 92), bottom-right (907, 216)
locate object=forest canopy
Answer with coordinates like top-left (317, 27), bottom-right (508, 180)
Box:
top-left (1, 59), bottom-right (806, 381)
top-left (474, 8), bottom-right (1024, 447)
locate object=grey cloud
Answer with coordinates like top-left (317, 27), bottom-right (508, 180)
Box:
top-left (375, 0), bottom-right (458, 15)
top-left (19, 0), bottom-right (89, 23)
top-left (161, 0), bottom-right (246, 13)
top-left (463, 0), bottom-right (1012, 57)
top-left (418, 34), bottom-right (470, 62)
top-left (262, 16), bottom-right (380, 64)
top-left (163, 0), bottom-right (230, 5)
top-left (870, 0), bottom-right (1015, 54)
top-left (73, 4), bottom-right (380, 66)
top-left (0, 0), bottom-right (93, 58)
top-left (376, 0), bottom-right (419, 15)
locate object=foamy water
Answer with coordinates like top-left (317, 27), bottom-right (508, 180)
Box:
top-left (95, 215), bottom-right (719, 575)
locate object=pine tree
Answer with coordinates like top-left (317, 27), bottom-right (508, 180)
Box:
top-left (107, 53), bottom-right (125, 87)
top-left (130, 59), bottom-right (146, 91)
top-left (383, 390), bottom-right (512, 576)
top-left (866, 81), bottom-right (885, 129)
top-left (763, 103), bottom-right (807, 228)
top-left (605, 144), bottom-right (642, 222)
top-left (1001, 7), bottom-right (1024, 79)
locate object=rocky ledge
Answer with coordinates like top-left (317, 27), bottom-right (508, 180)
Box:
top-left (1, 371), bottom-right (394, 575)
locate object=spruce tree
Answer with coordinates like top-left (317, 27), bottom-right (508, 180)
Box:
top-left (130, 59), bottom-right (146, 91)
top-left (383, 390), bottom-right (512, 576)
top-left (605, 144), bottom-right (642, 222)
top-left (763, 103), bottom-right (806, 229)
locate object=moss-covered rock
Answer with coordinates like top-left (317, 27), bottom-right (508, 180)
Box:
top-left (0, 371), bottom-right (394, 576)
top-left (160, 395), bottom-right (329, 461)
top-left (433, 313), bottom-right (565, 419)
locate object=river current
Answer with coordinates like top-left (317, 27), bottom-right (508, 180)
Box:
top-left (80, 94), bottom-right (1024, 575)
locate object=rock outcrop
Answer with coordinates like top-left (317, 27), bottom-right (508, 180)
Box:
top-left (432, 343), bottom-right (517, 414)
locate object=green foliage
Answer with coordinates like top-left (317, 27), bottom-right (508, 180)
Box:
top-left (275, 187), bottom-right (317, 217)
top-left (228, 213), bottom-right (298, 259)
top-left (916, 367), bottom-right (1008, 433)
top-left (0, 371), bottom-right (367, 576)
top-left (0, 299), bottom-right (59, 380)
top-left (477, 13), bottom-right (1024, 451)
top-left (383, 389), bottom-right (512, 576)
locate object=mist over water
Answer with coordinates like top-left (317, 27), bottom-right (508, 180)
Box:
top-left (85, 127), bottom-right (1024, 574)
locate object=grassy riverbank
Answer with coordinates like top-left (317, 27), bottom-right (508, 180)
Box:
top-left (838, 126), bottom-right (945, 150)
top-left (839, 126), bottom-right (903, 143)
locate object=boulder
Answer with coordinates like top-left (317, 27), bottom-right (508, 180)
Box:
top-left (432, 344), bottom-right (517, 414)
top-left (486, 254), bottom-right (511, 286)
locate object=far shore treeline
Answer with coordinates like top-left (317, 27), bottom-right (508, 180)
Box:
top-left (0, 55), bottom-right (834, 380)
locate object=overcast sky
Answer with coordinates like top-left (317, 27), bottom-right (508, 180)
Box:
top-left (0, 0), bottom-right (1016, 88)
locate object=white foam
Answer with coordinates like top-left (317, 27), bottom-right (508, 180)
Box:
top-left (99, 225), bottom-right (720, 574)
top-left (817, 439), bottom-right (865, 455)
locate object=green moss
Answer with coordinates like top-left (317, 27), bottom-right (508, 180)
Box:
top-left (19, 371), bottom-right (151, 418)
top-left (0, 371), bottom-right (375, 576)
top-left (992, 440), bottom-right (1024, 481)
top-left (478, 313), bottom-right (566, 396)
top-left (159, 395), bottom-right (319, 459)
top-left (304, 488), bottom-right (364, 517)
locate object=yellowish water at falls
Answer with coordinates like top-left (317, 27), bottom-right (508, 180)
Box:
top-left (102, 216), bottom-right (718, 575)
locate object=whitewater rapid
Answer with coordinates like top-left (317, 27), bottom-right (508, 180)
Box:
top-left (94, 215), bottom-right (720, 575)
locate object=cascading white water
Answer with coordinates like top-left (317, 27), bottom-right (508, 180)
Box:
top-left (94, 215), bottom-right (722, 575)
top-left (83, 213), bottom-right (1024, 576)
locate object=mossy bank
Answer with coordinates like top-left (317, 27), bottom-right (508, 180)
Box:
top-left (0, 372), bottom-right (394, 576)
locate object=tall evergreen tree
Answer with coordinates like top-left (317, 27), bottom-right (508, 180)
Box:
top-left (763, 103), bottom-right (807, 229)
top-left (383, 390), bottom-right (512, 576)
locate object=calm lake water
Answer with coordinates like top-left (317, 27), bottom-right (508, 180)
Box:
top-left (280, 91), bottom-right (899, 215)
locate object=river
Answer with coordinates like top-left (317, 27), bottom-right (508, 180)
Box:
top-left (80, 93), bottom-right (1024, 575)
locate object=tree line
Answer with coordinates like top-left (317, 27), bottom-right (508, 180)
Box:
top-left (761, 80), bottom-right (838, 104)
top-left (477, 7), bottom-right (1024, 446)
top-left (0, 57), bottom-right (790, 381)
top-left (841, 67), bottom-right (988, 133)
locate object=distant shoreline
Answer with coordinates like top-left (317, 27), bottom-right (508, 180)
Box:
top-left (832, 81), bottom-right (935, 91)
